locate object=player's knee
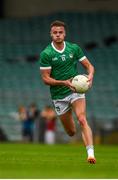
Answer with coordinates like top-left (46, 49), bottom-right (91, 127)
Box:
top-left (78, 114), bottom-right (87, 127)
top-left (67, 129), bottom-right (76, 136)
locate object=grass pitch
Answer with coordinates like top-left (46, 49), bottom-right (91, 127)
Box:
top-left (0, 143), bottom-right (118, 178)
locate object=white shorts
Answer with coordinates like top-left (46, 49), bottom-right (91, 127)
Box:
top-left (52, 93), bottom-right (85, 116)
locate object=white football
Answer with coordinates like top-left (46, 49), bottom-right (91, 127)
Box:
top-left (72, 74), bottom-right (89, 93)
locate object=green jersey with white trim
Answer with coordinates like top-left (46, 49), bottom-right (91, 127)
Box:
top-left (40, 41), bottom-right (86, 100)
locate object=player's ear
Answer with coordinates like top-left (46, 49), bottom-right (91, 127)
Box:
top-left (50, 31), bottom-right (52, 37)
top-left (64, 31), bottom-right (66, 38)
top-left (63, 29), bottom-right (66, 36)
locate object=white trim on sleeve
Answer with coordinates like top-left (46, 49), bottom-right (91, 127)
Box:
top-left (40, 66), bottom-right (52, 69)
top-left (79, 56), bottom-right (86, 62)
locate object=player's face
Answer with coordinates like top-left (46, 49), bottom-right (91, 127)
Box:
top-left (50, 26), bottom-right (66, 43)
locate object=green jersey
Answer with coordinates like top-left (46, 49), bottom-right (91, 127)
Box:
top-left (40, 41), bottom-right (86, 100)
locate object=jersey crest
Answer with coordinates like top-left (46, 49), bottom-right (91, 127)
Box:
top-left (61, 54), bottom-right (66, 61)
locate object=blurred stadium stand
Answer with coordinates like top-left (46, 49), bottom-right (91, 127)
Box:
top-left (0, 11), bottom-right (118, 142)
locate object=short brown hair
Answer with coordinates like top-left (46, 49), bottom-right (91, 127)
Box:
top-left (50, 20), bottom-right (66, 29)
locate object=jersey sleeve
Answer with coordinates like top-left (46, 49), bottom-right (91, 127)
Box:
top-left (39, 52), bottom-right (52, 69)
top-left (74, 44), bottom-right (86, 62)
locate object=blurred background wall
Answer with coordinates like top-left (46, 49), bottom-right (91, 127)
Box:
top-left (4, 0), bottom-right (118, 17)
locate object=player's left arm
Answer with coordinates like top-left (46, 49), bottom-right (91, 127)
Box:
top-left (80, 58), bottom-right (95, 87)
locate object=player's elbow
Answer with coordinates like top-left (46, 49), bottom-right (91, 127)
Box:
top-left (43, 78), bottom-right (50, 85)
top-left (91, 63), bottom-right (95, 73)
top-left (89, 64), bottom-right (95, 76)
top-left (92, 65), bottom-right (95, 74)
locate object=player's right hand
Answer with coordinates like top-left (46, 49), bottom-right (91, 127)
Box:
top-left (63, 79), bottom-right (76, 92)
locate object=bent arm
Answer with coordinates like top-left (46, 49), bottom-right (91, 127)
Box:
top-left (40, 69), bottom-right (76, 91)
top-left (80, 58), bottom-right (95, 86)
top-left (40, 69), bottom-right (65, 86)
top-left (80, 58), bottom-right (94, 76)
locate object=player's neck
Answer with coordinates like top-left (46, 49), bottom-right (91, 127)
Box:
top-left (52, 41), bottom-right (65, 51)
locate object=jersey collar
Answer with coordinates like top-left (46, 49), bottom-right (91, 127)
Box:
top-left (51, 41), bottom-right (66, 53)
